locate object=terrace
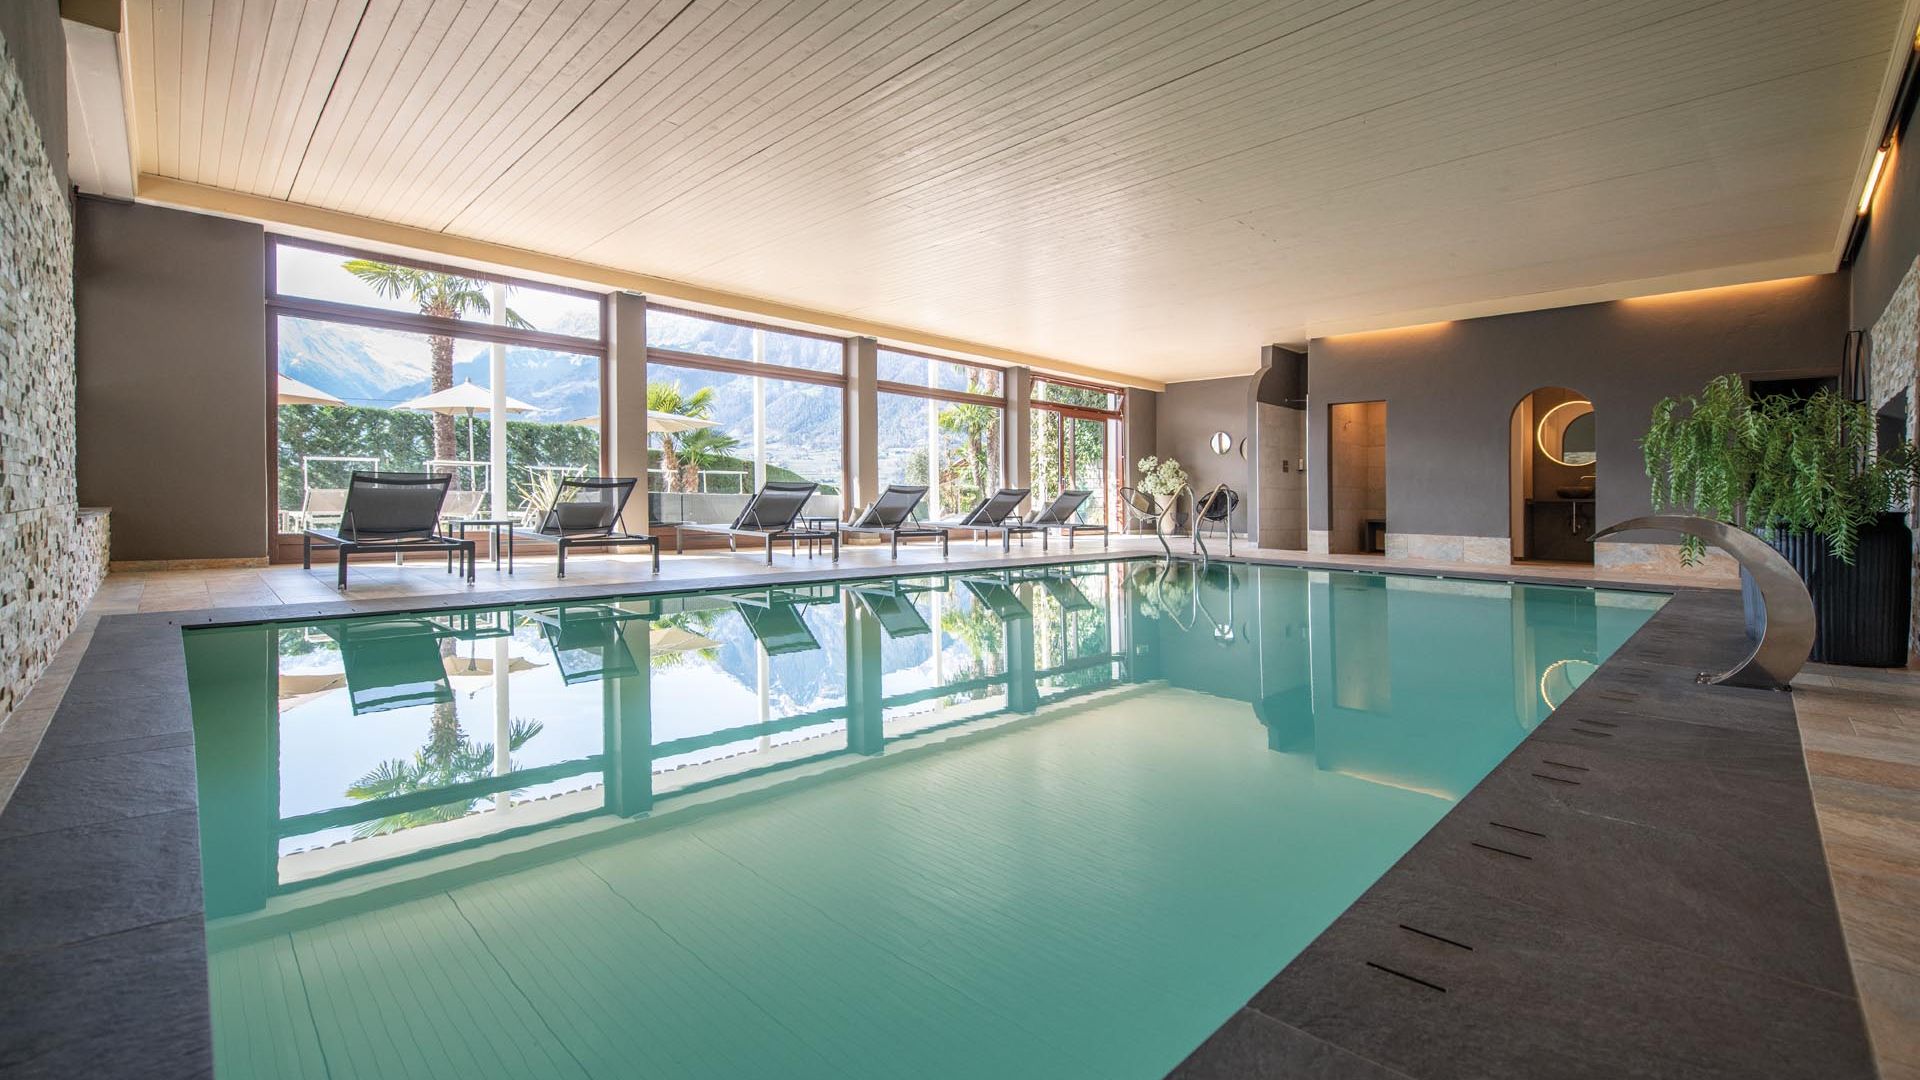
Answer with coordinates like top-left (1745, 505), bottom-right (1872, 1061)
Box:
top-left (2, 1), bottom-right (1919, 1078)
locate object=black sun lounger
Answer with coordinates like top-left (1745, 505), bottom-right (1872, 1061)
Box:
top-left (303, 471), bottom-right (475, 589)
top-left (838, 484), bottom-right (949, 558)
top-left (1026, 489), bottom-right (1108, 549)
top-left (674, 481), bottom-right (839, 565)
top-left (509, 476), bottom-right (656, 577)
top-left (926, 487), bottom-right (1043, 552)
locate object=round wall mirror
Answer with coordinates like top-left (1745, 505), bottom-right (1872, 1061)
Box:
top-left (1209, 431), bottom-right (1233, 455)
top-left (1537, 400), bottom-right (1596, 466)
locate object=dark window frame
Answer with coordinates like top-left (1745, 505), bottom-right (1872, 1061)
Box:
top-left (644, 302), bottom-right (851, 503)
top-left (265, 236), bottom-right (613, 552)
top-left (876, 345), bottom-right (1007, 408)
top-left (1030, 374), bottom-right (1125, 420)
top-left (645, 301), bottom-right (848, 381)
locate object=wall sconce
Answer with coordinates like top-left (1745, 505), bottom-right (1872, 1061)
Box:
top-left (1209, 431), bottom-right (1233, 455)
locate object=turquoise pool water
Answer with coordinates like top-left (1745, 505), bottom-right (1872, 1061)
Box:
top-left (182, 560), bottom-right (1663, 1079)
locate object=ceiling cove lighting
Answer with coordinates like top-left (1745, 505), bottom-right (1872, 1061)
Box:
top-left (1861, 140), bottom-right (1892, 216)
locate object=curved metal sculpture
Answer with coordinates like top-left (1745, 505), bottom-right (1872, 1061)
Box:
top-left (1591, 515), bottom-right (1814, 690)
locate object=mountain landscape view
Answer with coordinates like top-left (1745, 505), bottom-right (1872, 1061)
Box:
top-left (278, 314), bottom-right (604, 423)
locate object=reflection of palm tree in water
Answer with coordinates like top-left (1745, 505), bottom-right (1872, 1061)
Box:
top-left (940, 598), bottom-right (1005, 698)
top-left (346, 715), bottom-right (544, 838)
top-left (347, 635), bottom-right (547, 837)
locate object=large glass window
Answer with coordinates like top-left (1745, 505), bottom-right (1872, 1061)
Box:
top-left (647, 305), bottom-right (843, 374)
top-left (876, 348), bottom-right (1005, 520)
top-left (270, 239), bottom-right (607, 537)
top-left (271, 241), bottom-right (604, 339)
top-left (1029, 376), bottom-right (1124, 527)
top-left (646, 304), bottom-right (845, 525)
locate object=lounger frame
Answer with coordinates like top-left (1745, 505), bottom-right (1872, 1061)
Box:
top-left (1026, 489), bottom-right (1110, 549)
top-left (675, 481), bottom-right (840, 565)
top-left (302, 472), bottom-right (475, 589)
top-left (837, 484), bottom-right (950, 558)
top-left (508, 477), bottom-right (657, 578)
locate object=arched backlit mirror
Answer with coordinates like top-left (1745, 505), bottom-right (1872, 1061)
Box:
top-left (1537, 400), bottom-right (1596, 466)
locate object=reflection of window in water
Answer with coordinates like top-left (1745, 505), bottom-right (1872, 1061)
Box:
top-left (1330, 576), bottom-right (1392, 713)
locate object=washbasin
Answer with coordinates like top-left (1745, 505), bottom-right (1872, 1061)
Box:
top-left (1556, 485), bottom-right (1595, 500)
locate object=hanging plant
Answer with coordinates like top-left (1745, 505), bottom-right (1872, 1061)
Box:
top-left (1641, 374), bottom-right (1917, 565)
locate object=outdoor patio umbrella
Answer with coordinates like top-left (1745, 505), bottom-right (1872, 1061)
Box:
top-left (278, 375), bottom-right (344, 406)
top-left (566, 410), bottom-right (719, 435)
top-left (398, 381), bottom-right (536, 463)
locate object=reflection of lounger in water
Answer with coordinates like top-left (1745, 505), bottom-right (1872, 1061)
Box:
top-left (852, 583), bottom-right (934, 639)
top-left (960, 576), bottom-right (1032, 621)
top-left (731, 585), bottom-right (839, 655)
top-left (1034, 572), bottom-right (1095, 613)
top-left (527, 603), bottom-right (648, 684)
top-left (327, 617), bottom-right (455, 715)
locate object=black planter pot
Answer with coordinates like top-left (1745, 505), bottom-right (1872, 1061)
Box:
top-left (1740, 512), bottom-right (1912, 667)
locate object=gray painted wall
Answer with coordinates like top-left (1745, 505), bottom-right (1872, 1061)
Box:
top-left (1123, 387), bottom-right (1156, 486)
top-left (1306, 273), bottom-right (1850, 539)
top-left (1853, 135), bottom-right (1920, 332)
top-left (1156, 375), bottom-right (1251, 531)
top-left (76, 197), bottom-right (269, 562)
top-left (0, 0), bottom-right (66, 197)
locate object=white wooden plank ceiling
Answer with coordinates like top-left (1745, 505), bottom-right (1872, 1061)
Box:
top-left (125, 0), bottom-right (1908, 381)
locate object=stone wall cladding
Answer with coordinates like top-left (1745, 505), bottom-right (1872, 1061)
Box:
top-left (1868, 253), bottom-right (1920, 660)
top-left (0, 30), bottom-right (97, 724)
top-left (1384, 532), bottom-right (1510, 565)
top-left (1869, 258), bottom-right (1919, 416)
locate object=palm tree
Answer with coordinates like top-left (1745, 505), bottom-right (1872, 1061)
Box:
top-left (646, 381), bottom-right (717, 491)
top-left (938, 390), bottom-right (1000, 512)
top-left (675, 426), bottom-right (743, 492)
top-left (342, 260), bottom-right (532, 463)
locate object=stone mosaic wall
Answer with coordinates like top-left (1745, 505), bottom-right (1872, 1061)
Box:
top-left (1870, 258), bottom-right (1919, 418)
top-left (1869, 253), bottom-right (1920, 660)
top-left (0, 31), bottom-right (100, 723)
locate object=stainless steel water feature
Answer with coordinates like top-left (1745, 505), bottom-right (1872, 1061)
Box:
top-left (1592, 515), bottom-right (1815, 690)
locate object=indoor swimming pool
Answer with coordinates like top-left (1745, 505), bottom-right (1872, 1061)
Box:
top-left (181, 559), bottom-right (1664, 1079)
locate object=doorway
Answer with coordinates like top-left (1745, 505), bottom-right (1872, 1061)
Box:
top-left (1327, 401), bottom-right (1386, 554)
top-left (1510, 388), bottom-right (1595, 563)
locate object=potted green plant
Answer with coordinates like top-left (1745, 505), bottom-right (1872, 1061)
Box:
top-left (1642, 374), bottom-right (1917, 665)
